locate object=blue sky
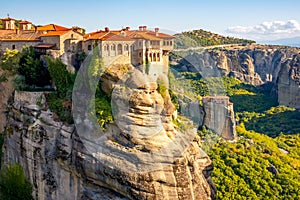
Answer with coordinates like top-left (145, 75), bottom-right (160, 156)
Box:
top-left (1, 0), bottom-right (300, 40)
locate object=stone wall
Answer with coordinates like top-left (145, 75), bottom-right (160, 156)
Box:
top-left (40, 30), bottom-right (83, 55)
top-left (0, 41), bottom-right (39, 52)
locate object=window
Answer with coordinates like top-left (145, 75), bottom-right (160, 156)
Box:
top-left (139, 41), bottom-right (142, 46)
top-left (170, 41), bottom-right (173, 46)
top-left (103, 45), bottom-right (108, 51)
top-left (12, 45), bottom-right (16, 50)
top-left (125, 44), bottom-right (129, 51)
top-left (139, 52), bottom-right (142, 57)
top-left (88, 45), bottom-right (92, 51)
top-left (117, 44), bottom-right (122, 55)
top-left (163, 41), bottom-right (166, 46)
top-left (111, 44), bottom-right (116, 51)
top-left (157, 53), bottom-right (160, 61)
top-left (71, 34), bottom-right (74, 39)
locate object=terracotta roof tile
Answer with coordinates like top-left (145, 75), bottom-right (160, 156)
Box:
top-left (84, 31), bottom-right (108, 40)
top-left (127, 32), bottom-right (161, 40)
top-left (85, 27), bottom-right (175, 42)
top-left (102, 34), bottom-right (133, 41)
top-left (19, 20), bottom-right (32, 24)
top-left (0, 30), bottom-right (40, 41)
top-left (1, 17), bottom-right (15, 21)
top-left (39, 30), bottom-right (70, 37)
top-left (36, 24), bottom-right (70, 31)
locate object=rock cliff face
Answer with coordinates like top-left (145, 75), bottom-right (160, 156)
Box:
top-left (277, 54), bottom-right (300, 108)
top-left (172, 45), bottom-right (300, 108)
top-left (0, 71), bottom-right (14, 132)
top-left (2, 85), bottom-right (216, 199)
top-left (201, 96), bottom-right (236, 141)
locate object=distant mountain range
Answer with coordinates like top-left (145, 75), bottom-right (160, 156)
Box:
top-left (259, 36), bottom-right (300, 47)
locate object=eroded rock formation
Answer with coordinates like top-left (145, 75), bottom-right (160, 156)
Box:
top-left (172, 44), bottom-right (300, 108)
top-left (0, 70), bottom-right (14, 132)
top-left (2, 64), bottom-right (216, 200)
top-left (201, 96), bottom-right (237, 141)
top-left (277, 54), bottom-right (300, 109)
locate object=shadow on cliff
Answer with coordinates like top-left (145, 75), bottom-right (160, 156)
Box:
top-left (229, 83), bottom-right (278, 113)
top-left (244, 109), bottom-right (300, 137)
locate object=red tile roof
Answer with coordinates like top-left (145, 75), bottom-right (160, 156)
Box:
top-left (0, 30), bottom-right (40, 41)
top-left (101, 32), bottom-right (133, 41)
top-left (85, 27), bottom-right (174, 42)
top-left (1, 17), bottom-right (15, 21)
top-left (84, 30), bottom-right (108, 40)
top-left (36, 24), bottom-right (70, 31)
top-left (126, 31), bottom-right (161, 40)
top-left (19, 20), bottom-right (32, 24)
top-left (39, 30), bottom-right (70, 37)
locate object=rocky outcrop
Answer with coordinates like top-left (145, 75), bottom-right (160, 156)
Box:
top-left (2, 83), bottom-right (216, 200)
top-left (201, 96), bottom-right (237, 141)
top-left (277, 54), bottom-right (300, 109)
top-left (172, 44), bottom-right (300, 108)
top-left (0, 72), bottom-right (14, 132)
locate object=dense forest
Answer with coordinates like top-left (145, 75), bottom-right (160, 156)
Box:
top-left (174, 29), bottom-right (256, 49)
top-left (173, 71), bottom-right (300, 199)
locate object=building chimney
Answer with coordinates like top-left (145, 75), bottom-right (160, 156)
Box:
top-left (125, 26), bottom-right (130, 31)
top-left (105, 27), bottom-right (109, 32)
top-left (155, 28), bottom-right (159, 36)
top-left (143, 26), bottom-right (147, 31)
top-left (139, 26), bottom-right (143, 31)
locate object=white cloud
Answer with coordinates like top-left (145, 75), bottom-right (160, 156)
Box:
top-left (226, 20), bottom-right (300, 41)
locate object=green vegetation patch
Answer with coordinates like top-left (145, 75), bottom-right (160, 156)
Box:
top-left (206, 125), bottom-right (300, 200)
top-left (174, 29), bottom-right (256, 49)
top-left (0, 163), bottom-right (34, 200)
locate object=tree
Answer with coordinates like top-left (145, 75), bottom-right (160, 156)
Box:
top-left (47, 57), bottom-right (74, 98)
top-left (18, 46), bottom-right (50, 87)
top-left (0, 48), bottom-right (20, 82)
top-left (0, 163), bottom-right (33, 200)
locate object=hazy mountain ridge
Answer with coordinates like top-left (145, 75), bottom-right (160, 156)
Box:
top-left (260, 36), bottom-right (300, 47)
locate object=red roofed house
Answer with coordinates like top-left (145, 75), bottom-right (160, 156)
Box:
top-left (83, 28), bottom-right (134, 65)
top-left (39, 28), bottom-right (83, 56)
top-left (0, 17), bottom-right (84, 58)
top-left (0, 17), bottom-right (40, 51)
top-left (84, 26), bottom-right (174, 71)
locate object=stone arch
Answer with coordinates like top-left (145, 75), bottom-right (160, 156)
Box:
top-left (153, 53), bottom-right (157, 62)
top-left (117, 44), bottom-right (123, 55)
top-left (125, 44), bottom-right (129, 51)
top-left (111, 44), bottom-right (116, 51)
top-left (149, 53), bottom-right (152, 62)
